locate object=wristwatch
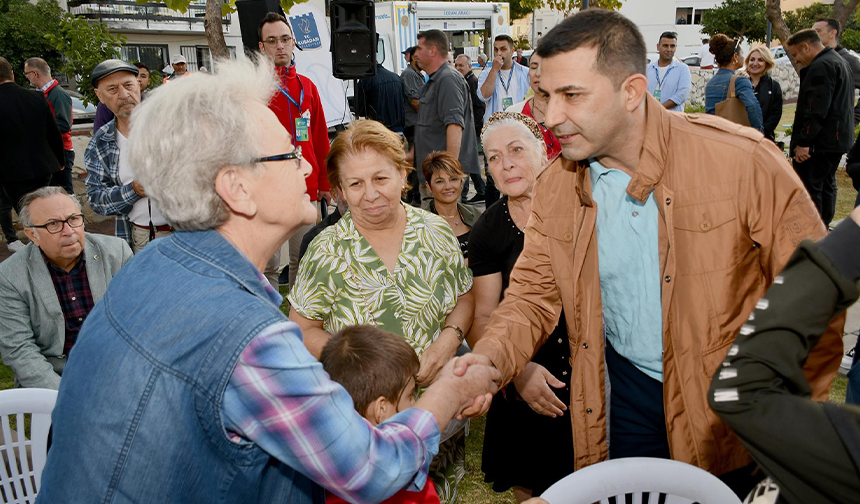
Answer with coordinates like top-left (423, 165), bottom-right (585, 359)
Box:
top-left (443, 324), bottom-right (465, 343)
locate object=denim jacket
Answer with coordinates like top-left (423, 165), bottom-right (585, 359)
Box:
top-left (704, 68), bottom-right (763, 132)
top-left (38, 230), bottom-right (324, 503)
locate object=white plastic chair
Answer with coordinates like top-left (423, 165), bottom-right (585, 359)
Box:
top-left (0, 389), bottom-right (58, 504)
top-left (541, 457), bottom-right (743, 504)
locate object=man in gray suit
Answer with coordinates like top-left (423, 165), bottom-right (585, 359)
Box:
top-left (0, 186), bottom-right (131, 389)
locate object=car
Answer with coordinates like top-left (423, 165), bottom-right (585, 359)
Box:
top-left (69, 90), bottom-right (96, 124)
top-left (682, 55), bottom-right (700, 67)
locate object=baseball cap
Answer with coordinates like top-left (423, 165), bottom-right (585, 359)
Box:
top-left (172, 54), bottom-right (187, 65)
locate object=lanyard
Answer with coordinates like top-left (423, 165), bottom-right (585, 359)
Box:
top-left (653, 64), bottom-right (673, 90)
top-left (499, 68), bottom-right (514, 94)
top-left (277, 72), bottom-right (305, 140)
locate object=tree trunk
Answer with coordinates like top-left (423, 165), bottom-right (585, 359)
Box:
top-left (765, 0), bottom-right (800, 74)
top-left (834, 0), bottom-right (860, 42)
top-left (205, 0), bottom-right (229, 61)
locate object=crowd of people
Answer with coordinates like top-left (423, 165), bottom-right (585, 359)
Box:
top-left (0, 7), bottom-right (859, 504)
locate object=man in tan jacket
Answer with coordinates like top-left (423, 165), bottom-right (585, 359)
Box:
top-left (469, 9), bottom-right (844, 496)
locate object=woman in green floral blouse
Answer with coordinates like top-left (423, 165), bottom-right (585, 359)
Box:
top-left (288, 120), bottom-right (474, 504)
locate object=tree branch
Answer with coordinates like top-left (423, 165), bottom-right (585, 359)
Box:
top-left (766, 0), bottom-right (800, 75)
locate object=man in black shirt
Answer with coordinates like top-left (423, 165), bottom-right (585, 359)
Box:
top-left (788, 29), bottom-right (854, 227)
top-left (355, 62), bottom-right (405, 133)
top-left (454, 54), bottom-right (486, 203)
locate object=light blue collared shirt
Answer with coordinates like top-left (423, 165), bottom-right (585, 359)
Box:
top-left (646, 59), bottom-right (692, 112)
top-left (590, 159), bottom-right (664, 381)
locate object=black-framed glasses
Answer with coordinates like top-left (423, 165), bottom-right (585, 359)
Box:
top-left (262, 36), bottom-right (293, 47)
top-left (30, 214), bottom-right (84, 234)
top-left (253, 146), bottom-right (303, 165)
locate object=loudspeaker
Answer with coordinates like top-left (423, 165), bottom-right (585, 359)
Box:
top-left (235, 0), bottom-right (285, 55)
top-left (330, 0), bottom-right (376, 79)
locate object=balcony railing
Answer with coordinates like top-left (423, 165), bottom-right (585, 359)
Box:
top-left (68, 1), bottom-right (231, 31)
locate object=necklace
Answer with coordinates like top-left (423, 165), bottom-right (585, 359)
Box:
top-left (439, 213), bottom-right (461, 226)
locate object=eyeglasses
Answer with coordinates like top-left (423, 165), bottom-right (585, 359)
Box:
top-left (253, 146), bottom-right (303, 165)
top-left (734, 38), bottom-right (743, 53)
top-left (30, 214), bottom-right (84, 234)
top-left (262, 36), bottom-right (293, 47)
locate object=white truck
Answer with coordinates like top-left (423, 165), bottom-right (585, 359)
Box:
top-left (284, 0), bottom-right (510, 128)
top-left (375, 1), bottom-right (512, 74)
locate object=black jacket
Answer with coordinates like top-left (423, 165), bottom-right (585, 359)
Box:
top-left (790, 47), bottom-right (855, 155)
top-left (753, 74), bottom-right (783, 142)
top-left (709, 217), bottom-right (860, 504)
top-left (355, 64), bottom-right (405, 132)
top-left (0, 82), bottom-right (63, 184)
top-left (464, 71), bottom-right (485, 131)
top-left (835, 45), bottom-right (860, 125)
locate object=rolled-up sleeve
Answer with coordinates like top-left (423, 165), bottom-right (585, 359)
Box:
top-left (437, 75), bottom-right (467, 128)
top-left (222, 321), bottom-right (440, 504)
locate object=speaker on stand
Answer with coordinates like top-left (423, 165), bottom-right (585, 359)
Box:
top-left (330, 0), bottom-right (376, 80)
top-left (235, 0), bottom-right (286, 57)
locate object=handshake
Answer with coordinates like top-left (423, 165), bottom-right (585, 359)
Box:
top-left (416, 353), bottom-right (502, 431)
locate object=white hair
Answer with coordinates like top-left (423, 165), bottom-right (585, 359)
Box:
top-left (18, 186), bottom-right (81, 228)
top-left (126, 56), bottom-right (277, 230)
top-left (481, 117), bottom-right (546, 165)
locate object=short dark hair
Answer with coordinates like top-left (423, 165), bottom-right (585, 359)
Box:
top-left (659, 31), bottom-right (678, 41)
top-left (815, 18), bottom-right (841, 35)
top-left (133, 61), bottom-right (149, 72)
top-left (258, 12), bottom-right (291, 41)
top-left (787, 28), bottom-right (822, 48)
top-left (408, 45), bottom-right (417, 58)
top-left (320, 325), bottom-right (419, 415)
top-left (0, 57), bottom-right (12, 82)
top-left (494, 34), bottom-right (515, 48)
top-left (417, 29), bottom-right (449, 56)
top-left (535, 9), bottom-right (646, 89)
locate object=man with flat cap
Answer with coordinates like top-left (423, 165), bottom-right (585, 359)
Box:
top-left (85, 59), bottom-right (172, 253)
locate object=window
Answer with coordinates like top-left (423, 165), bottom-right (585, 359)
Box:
top-left (694, 9), bottom-right (709, 25)
top-left (675, 7), bottom-right (693, 25)
top-left (180, 45), bottom-right (237, 73)
top-left (121, 45), bottom-right (169, 75)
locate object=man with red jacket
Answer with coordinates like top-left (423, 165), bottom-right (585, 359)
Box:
top-left (258, 12), bottom-right (331, 287)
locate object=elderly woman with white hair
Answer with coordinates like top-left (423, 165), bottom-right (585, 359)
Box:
top-left (468, 112), bottom-right (574, 503)
top-left (36, 58), bottom-right (500, 504)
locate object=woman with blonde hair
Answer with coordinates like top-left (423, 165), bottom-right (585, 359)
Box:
top-left (745, 43), bottom-right (783, 142)
top-left (704, 34), bottom-right (763, 131)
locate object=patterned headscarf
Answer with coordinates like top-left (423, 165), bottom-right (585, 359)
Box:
top-left (481, 111), bottom-right (544, 144)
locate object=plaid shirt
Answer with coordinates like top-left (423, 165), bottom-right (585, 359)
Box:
top-left (221, 270), bottom-right (440, 504)
top-left (43, 253), bottom-right (94, 354)
top-left (84, 119), bottom-right (141, 247)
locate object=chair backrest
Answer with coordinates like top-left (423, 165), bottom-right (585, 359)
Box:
top-left (0, 389), bottom-right (58, 504)
top-left (541, 457), bottom-right (743, 504)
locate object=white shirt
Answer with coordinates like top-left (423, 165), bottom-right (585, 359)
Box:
top-left (116, 131), bottom-right (168, 226)
top-left (497, 68), bottom-right (519, 111)
top-left (699, 43), bottom-right (715, 67)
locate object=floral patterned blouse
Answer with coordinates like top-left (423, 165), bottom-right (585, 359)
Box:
top-left (288, 204), bottom-right (473, 357)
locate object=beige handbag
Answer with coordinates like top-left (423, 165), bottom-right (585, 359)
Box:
top-left (715, 74), bottom-right (751, 127)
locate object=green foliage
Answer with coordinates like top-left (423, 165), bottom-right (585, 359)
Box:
top-left (783, 2), bottom-right (833, 34)
top-left (505, 0), bottom-right (624, 19)
top-left (684, 103), bottom-right (706, 114)
top-left (0, 0), bottom-right (65, 87)
top-left (842, 28), bottom-right (860, 52)
top-left (46, 15), bottom-right (125, 105)
top-left (700, 0), bottom-right (768, 42)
